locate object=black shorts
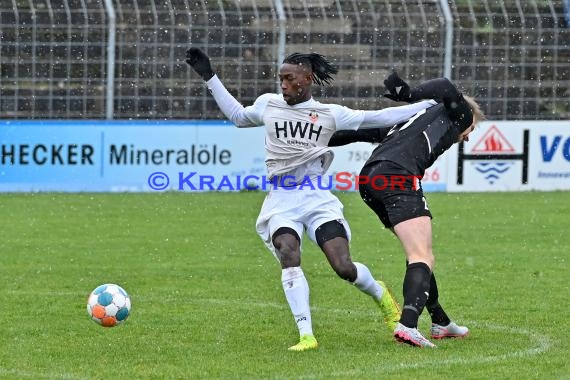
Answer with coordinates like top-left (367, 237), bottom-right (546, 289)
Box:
top-left (359, 161), bottom-right (432, 229)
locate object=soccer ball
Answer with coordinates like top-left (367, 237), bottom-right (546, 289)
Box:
top-left (87, 284), bottom-right (131, 327)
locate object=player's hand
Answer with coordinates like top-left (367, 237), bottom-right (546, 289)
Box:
top-left (185, 47), bottom-right (215, 81)
top-left (383, 71), bottom-right (411, 102)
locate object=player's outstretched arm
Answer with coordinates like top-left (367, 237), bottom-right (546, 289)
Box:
top-left (384, 72), bottom-right (473, 130)
top-left (358, 100), bottom-right (436, 129)
top-left (184, 47), bottom-right (263, 127)
top-left (328, 128), bottom-right (390, 147)
top-left (384, 72), bottom-right (463, 109)
top-left (408, 77), bottom-right (473, 129)
top-left (408, 77), bottom-right (461, 105)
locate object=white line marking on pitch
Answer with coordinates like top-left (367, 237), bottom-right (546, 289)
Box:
top-left (290, 321), bottom-right (552, 379)
top-left (0, 297), bottom-right (552, 380)
top-left (0, 368), bottom-right (84, 379)
top-left (199, 298), bottom-right (552, 379)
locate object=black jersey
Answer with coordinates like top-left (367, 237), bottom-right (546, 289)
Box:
top-left (364, 103), bottom-right (459, 176)
top-left (328, 77), bottom-right (473, 176)
top-left (362, 77), bottom-right (473, 176)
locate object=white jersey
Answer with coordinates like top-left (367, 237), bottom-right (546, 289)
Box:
top-left (240, 93), bottom-right (363, 180)
top-left (206, 75), bottom-right (435, 180)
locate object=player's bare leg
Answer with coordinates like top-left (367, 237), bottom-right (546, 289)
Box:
top-left (317, 221), bottom-right (400, 331)
top-left (392, 217), bottom-right (436, 348)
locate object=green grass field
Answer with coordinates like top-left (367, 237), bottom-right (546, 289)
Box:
top-left (0, 191), bottom-right (568, 379)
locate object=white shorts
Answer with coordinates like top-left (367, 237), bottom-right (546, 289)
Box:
top-left (255, 187), bottom-right (351, 260)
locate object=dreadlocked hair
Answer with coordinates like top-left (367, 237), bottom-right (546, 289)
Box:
top-left (283, 53), bottom-right (338, 86)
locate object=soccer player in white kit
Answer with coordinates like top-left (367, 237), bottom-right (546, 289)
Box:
top-left (185, 48), bottom-right (434, 351)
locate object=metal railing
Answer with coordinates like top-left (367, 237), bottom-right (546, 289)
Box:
top-left (0, 0), bottom-right (568, 120)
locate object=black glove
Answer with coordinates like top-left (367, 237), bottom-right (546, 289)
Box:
top-left (383, 71), bottom-right (411, 102)
top-left (185, 47), bottom-right (215, 81)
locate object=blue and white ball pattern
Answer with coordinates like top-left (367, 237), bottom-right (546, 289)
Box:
top-left (87, 284), bottom-right (131, 327)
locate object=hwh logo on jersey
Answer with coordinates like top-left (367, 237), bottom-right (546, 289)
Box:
top-left (274, 121), bottom-right (322, 141)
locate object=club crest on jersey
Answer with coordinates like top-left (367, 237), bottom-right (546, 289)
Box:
top-left (309, 111), bottom-right (319, 123)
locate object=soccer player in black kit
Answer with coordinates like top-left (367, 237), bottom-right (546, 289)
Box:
top-left (330, 72), bottom-right (485, 348)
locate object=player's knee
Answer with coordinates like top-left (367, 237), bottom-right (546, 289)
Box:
top-left (272, 227), bottom-right (301, 267)
top-left (276, 243), bottom-right (300, 268)
top-left (276, 241), bottom-right (298, 259)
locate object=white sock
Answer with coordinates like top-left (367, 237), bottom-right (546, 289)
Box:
top-left (282, 266), bottom-right (313, 337)
top-left (353, 262), bottom-right (384, 300)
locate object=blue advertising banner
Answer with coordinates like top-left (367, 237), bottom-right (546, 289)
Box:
top-left (0, 120), bottom-right (267, 192)
top-left (1, 120), bottom-right (454, 193)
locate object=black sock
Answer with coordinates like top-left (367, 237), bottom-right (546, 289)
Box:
top-left (425, 273), bottom-right (451, 326)
top-left (400, 262), bottom-right (431, 328)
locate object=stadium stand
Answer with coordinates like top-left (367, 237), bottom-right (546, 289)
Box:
top-left (0, 0), bottom-right (568, 120)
